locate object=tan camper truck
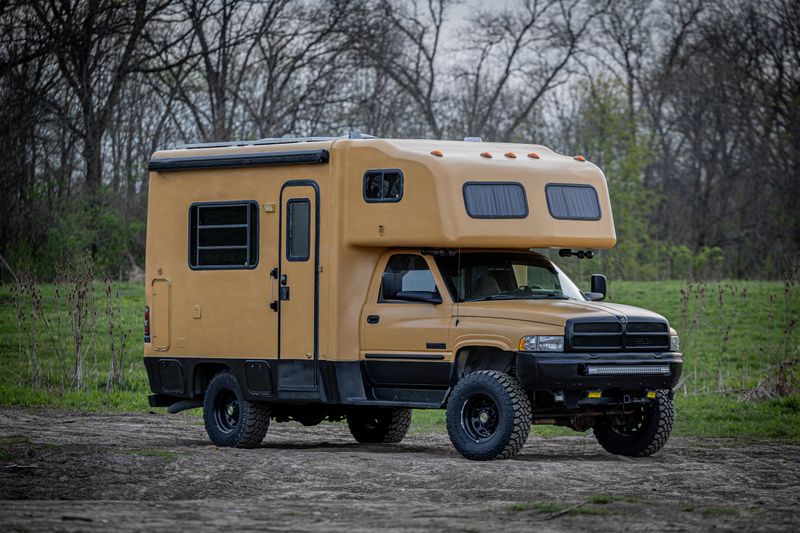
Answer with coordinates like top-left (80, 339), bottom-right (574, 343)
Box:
top-left (144, 135), bottom-right (683, 460)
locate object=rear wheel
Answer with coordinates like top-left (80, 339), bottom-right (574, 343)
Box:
top-left (203, 371), bottom-right (270, 448)
top-left (594, 390), bottom-right (674, 457)
top-left (347, 407), bottom-right (412, 443)
top-left (446, 370), bottom-right (531, 461)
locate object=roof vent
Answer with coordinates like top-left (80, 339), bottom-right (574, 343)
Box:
top-left (464, 137), bottom-right (482, 142)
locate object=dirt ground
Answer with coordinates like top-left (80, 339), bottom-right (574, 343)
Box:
top-left (0, 408), bottom-right (798, 532)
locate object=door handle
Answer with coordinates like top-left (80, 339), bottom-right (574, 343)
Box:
top-left (280, 274), bottom-right (288, 286)
top-left (269, 267), bottom-right (279, 312)
top-left (367, 315), bottom-right (380, 324)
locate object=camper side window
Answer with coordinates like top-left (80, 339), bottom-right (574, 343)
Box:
top-left (363, 169), bottom-right (403, 203)
top-left (545, 184), bottom-right (601, 220)
top-left (379, 254), bottom-right (438, 303)
top-left (188, 201), bottom-right (259, 269)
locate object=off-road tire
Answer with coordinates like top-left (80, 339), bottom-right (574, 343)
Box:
top-left (594, 389), bottom-right (674, 457)
top-left (446, 370), bottom-right (532, 461)
top-left (203, 370), bottom-right (270, 448)
top-left (347, 407), bottom-right (412, 443)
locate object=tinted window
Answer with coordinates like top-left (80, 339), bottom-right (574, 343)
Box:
top-left (363, 169), bottom-right (404, 202)
top-left (286, 199), bottom-right (310, 261)
top-left (380, 254), bottom-right (437, 302)
top-left (545, 184), bottom-right (601, 220)
top-left (463, 182), bottom-right (528, 218)
top-left (189, 202), bottom-right (258, 269)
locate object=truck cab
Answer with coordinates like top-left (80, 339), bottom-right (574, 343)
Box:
top-left (144, 135), bottom-right (682, 460)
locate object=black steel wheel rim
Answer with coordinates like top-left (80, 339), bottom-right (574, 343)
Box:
top-left (461, 393), bottom-right (499, 442)
top-left (609, 405), bottom-right (648, 439)
top-left (214, 390), bottom-right (240, 433)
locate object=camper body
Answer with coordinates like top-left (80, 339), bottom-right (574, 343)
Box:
top-left (144, 137), bottom-right (682, 460)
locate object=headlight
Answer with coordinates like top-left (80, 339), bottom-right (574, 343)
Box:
top-left (670, 335), bottom-right (680, 352)
top-left (519, 335), bottom-right (564, 352)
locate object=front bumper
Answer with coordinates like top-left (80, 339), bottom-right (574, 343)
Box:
top-left (516, 351), bottom-right (683, 391)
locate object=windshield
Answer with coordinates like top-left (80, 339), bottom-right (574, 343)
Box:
top-left (434, 252), bottom-right (584, 302)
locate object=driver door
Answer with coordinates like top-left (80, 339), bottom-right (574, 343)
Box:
top-left (360, 253), bottom-right (453, 387)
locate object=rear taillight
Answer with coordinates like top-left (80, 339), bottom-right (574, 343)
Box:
top-left (144, 305), bottom-right (151, 342)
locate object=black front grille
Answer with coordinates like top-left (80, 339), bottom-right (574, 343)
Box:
top-left (567, 318), bottom-right (670, 352)
top-left (626, 322), bottom-right (668, 333)
top-left (573, 322), bottom-right (622, 333)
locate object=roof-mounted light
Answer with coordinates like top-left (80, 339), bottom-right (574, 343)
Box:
top-left (480, 152), bottom-right (492, 158)
top-left (430, 149), bottom-right (443, 157)
top-left (504, 152), bottom-right (516, 159)
top-left (527, 152), bottom-right (540, 159)
top-left (574, 155), bottom-right (586, 162)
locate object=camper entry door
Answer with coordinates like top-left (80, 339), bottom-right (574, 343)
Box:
top-left (277, 182), bottom-right (319, 393)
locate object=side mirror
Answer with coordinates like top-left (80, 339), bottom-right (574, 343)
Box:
top-left (382, 272), bottom-right (402, 300)
top-left (585, 274), bottom-right (607, 301)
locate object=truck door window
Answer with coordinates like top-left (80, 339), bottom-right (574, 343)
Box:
top-left (379, 254), bottom-right (437, 302)
top-left (189, 201), bottom-right (258, 269)
top-left (286, 199), bottom-right (311, 261)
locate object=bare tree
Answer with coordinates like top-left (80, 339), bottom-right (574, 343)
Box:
top-left (30, 0), bottom-right (169, 197)
top-left (455, 0), bottom-right (605, 141)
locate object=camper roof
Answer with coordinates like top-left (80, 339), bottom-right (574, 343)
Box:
top-left (149, 137), bottom-right (616, 250)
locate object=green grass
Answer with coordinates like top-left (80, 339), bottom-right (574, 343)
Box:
top-left (509, 501), bottom-right (611, 515)
top-left (681, 505), bottom-right (739, 517)
top-left (585, 494), bottom-right (638, 504)
top-left (1, 280), bottom-right (799, 441)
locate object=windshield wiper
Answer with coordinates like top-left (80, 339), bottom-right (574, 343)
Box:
top-left (464, 294), bottom-right (517, 302)
top-left (528, 294), bottom-right (571, 300)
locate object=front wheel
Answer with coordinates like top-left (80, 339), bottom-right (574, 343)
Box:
top-left (203, 371), bottom-right (270, 448)
top-left (446, 370), bottom-right (532, 460)
top-left (594, 390), bottom-right (675, 457)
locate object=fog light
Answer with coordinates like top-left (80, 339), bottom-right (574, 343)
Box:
top-left (519, 335), bottom-right (564, 352)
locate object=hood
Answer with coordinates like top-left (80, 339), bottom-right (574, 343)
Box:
top-left (455, 299), bottom-right (667, 328)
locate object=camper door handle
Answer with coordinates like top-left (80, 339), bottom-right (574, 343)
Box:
top-left (367, 315), bottom-right (380, 324)
top-left (280, 274), bottom-right (288, 286)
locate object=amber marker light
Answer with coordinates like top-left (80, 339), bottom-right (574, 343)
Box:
top-left (480, 152), bottom-right (492, 158)
top-left (430, 149), bottom-right (443, 157)
top-left (574, 155), bottom-right (586, 161)
top-left (504, 152), bottom-right (516, 158)
top-left (527, 152), bottom-right (540, 159)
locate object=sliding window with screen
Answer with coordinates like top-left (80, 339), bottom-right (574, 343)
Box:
top-left (189, 201), bottom-right (259, 269)
top-left (463, 182), bottom-right (528, 219)
top-left (545, 184), bottom-right (601, 220)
